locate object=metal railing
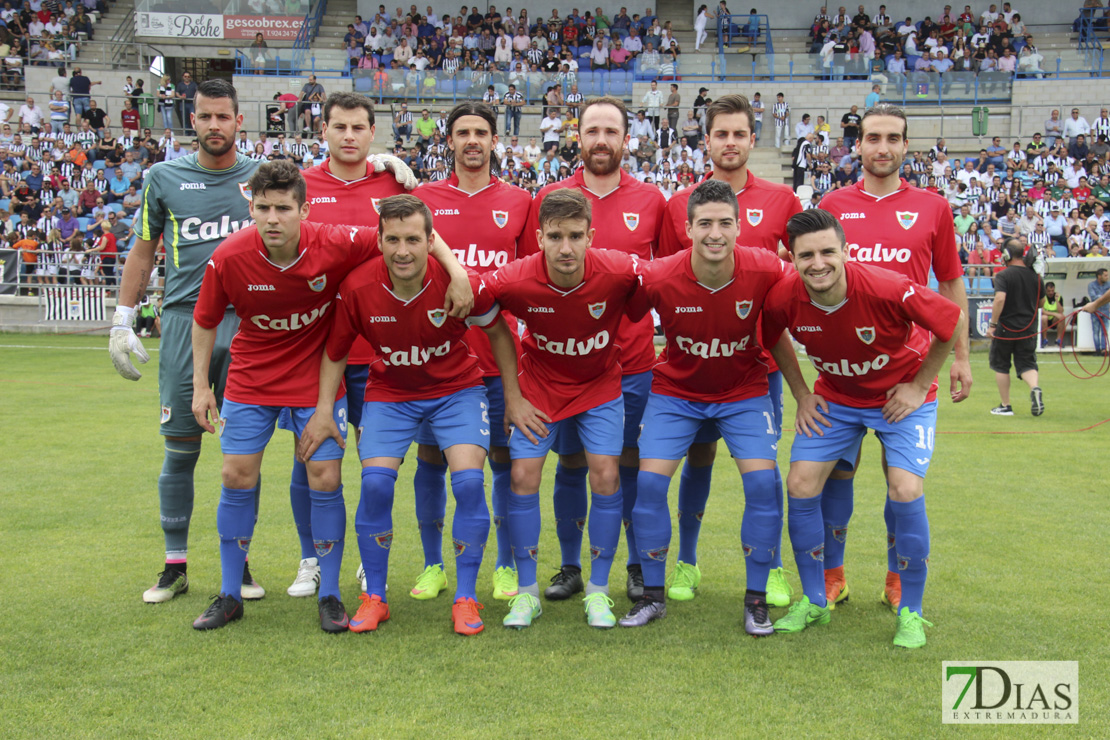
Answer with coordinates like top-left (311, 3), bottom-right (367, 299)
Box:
top-left (110, 8), bottom-right (138, 69)
top-left (716, 14), bottom-right (772, 55)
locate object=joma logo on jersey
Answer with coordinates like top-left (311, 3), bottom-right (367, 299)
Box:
top-left (840, 212), bottom-right (867, 219)
top-left (435, 208), bottom-right (460, 216)
top-left (528, 306), bottom-right (554, 313)
top-left (676, 335), bottom-right (751, 358)
top-left (807, 353), bottom-right (891, 376)
top-left (179, 182), bottom-right (206, 190)
top-left (249, 302), bottom-right (331, 331)
top-left (794, 325), bottom-right (823, 332)
top-left (247, 284), bottom-right (275, 291)
top-left (181, 216), bottom-right (253, 241)
top-left (846, 243), bottom-right (912, 264)
top-left (452, 244), bottom-right (509, 268)
top-left (310, 196), bottom-right (337, 204)
top-left (366, 315), bottom-right (397, 323)
top-left (532, 329), bottom-right (610, 356)
top-left (675, 306), bottom-right (703, 313)
top-left (380, 340), bottom-right (451, 366)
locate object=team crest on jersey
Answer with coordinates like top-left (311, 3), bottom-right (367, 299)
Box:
top-left (736, 300), bottom-right (753, 319)
top-left (492, 209), bottom-right (509, 228)
top-left (370, 198), bottom-right (382, 214)
top-left (855, 326), bottom-right (876, 345)
top-left (238, 181), bottom-right (252, 201)
top-left (588, 301), bottom-right (607, 319)
top-left (895, 210), bottom-right (918, 230)
top-left (428, 308), bottom-right (447, 327)
top-left (623, 212), bottom-right (640, 231)
top-left (307, 275), bottom-right (327, 292)
top-left (746, 208), bottom-right (764, 226)
top-left (160, 405), bottom-right (172, 424)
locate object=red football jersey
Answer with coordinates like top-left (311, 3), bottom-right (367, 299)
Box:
top-left (819, 179), bottom-right (963, 284)
top-left (414, 173), bottom-right (532, 376)
top-left (303, 158), bottom-right (407, 364)
top-left (485, 249), bottom-right (640, 422)
top-left (657, 171), bottom-right (802, 257)
top-left (634, 246), bottom-right (786, 403)
top-left (194, 222), bottom-right (380, 407)
top-left (326, 259), bottom-right (498, 402)
top-left (762, 262), bottom-right (961, 409)
top-left (522, 168), bottom-right (665, 376)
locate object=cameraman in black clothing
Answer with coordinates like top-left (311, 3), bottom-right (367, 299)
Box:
top-left (987, 237), bottom-right (1045, 417)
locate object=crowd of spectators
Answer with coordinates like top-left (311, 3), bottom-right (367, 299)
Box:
top-left (790, 102), bottom-right (1110, 294)
top-left (0, 0), bottom-right (106, 88)
top-left (807, 3), bottom-right (1047, 85)
top-left (336, 4), bottom-right (681, 98)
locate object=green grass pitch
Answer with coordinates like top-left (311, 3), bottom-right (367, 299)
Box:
top-left (0, 334), bottom-right (1106, 737)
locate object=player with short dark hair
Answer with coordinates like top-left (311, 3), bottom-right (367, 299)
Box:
top-left (618, 179), bottom-right (805, 635)
top-left (284, 91), bottom-right (415, 599)
top-left (816, 103), bottom-right (971, 613)
top-left (488, 187), bottom-right (643, 629)
top-left (188, 161), bottom-right (379, 632)
top-left (656, 93), bottom-right (802, 607)
top-left (523, 96), bottom-right (666, 605)
top-left (763, 208), bottom-right (965, 648)
top-left (111, 79), bottom-right (266, 604)
top-left (408, 101), bottom-right (534, 604)
top-left (297, 193), bottom-right (534, 636)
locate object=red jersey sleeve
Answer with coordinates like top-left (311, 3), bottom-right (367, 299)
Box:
top-left (326, 287), bottom-right (360, 362)
top-left (930, 206), bottom-right (963, 283)
top-left (193, 257), bottom-right (230, 329)
top-left (466, 272), bottom-right (500, 327)
top-left (657, 195), bottom-right (688, 257)
top-left (896, 278), bottom-right (962, 342)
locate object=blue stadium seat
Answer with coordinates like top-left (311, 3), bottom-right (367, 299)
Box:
top-left (1053, 245), bottom-right (1068, 258)
top-left (380, 53), bottom-right (394, 67)
top-left (0, 198), bottom-right (8, 211)
top-left (77, 217), bottom-right (89, 231)
top-left (354, 76), bottom-right (374, 92)
top-left (91, 160), bottom-right (106, 172)
top-left (108, 203), bottom-right (123, 213)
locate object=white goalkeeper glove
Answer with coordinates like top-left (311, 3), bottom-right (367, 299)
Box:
top-left (109, 305), bottom-right (150, 381)
top-left (369, 153), bottom-right (418, 191)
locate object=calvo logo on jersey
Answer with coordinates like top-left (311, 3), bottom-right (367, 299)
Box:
top-left (736, 300), bottom-right (753, 319)
top-left (238, 181), bottom-right (252, 201)
top-left (588, 301), bottom-right (607, 319)
top-left (492, 210), bottom-right (509, 228)
top-left (623, 212), bottom-right (639, 231)
top-left (856, 326), bottom-right (876, 345)
top-left (307, 275), bottom-right (327, 292)
top-left (896, 210), bottom-right (918, 230)
top-left (746, 208), bottom-right (763, 227)
top-left (428, 308), bottom-right (447, 327)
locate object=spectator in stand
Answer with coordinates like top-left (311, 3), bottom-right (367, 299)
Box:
top-left (119, 98), bottom-right (140, 137)
top-left (1040, 281), bottom-right (1066, 347)
top-left (176, 72), bottom-right (197, 136)
top-left (1063, 107), bottom-right (1091, 149)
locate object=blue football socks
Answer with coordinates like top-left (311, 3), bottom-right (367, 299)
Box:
top-left (507, 491), bottom-right (541, 589)
top-left (449, 469), bottom-right (490, 601)
top-left (633, 471), bottom-right (672, 589)
top-left (788, 494), bottom-right (827, 607)
top-left (413, 458), bottom-right (447, 568)
top-left (552, 462), bottom-right (588, 567)
top-left (309, 485), bottom-right (345, 600)
top-left (740, 469), bottom-right (779, 592)
top-left (355, 466), bottom-right (398, 602)
top-left (217, 484), bottom-right (256, 601)
top-left (891, 496), bottom-right (930, 615)
top-left (676, 462), bottom-right (712, 565)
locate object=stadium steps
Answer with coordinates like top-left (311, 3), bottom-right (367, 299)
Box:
top-left (315, 0), bottom-right (360, 44)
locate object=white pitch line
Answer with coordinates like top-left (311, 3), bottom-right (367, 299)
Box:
top-left (0, 344), bottom-right (160, 351)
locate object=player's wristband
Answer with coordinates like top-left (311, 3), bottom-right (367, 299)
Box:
top-left (113, 305), bottom-right (137, 328)
top-left (988, 321), bottom-right (998, 327)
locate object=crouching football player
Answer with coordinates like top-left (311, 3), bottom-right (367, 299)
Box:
top-left (618, 180), bottom-right (805, 635)
top-left (298, 194), bottom-right (544, 636)
top-left (762, 209), bottom-right (965, 648)
top-left (484, 188), bottom-right (643, 630)
top-left (190, 163), bottom-right (471, 633)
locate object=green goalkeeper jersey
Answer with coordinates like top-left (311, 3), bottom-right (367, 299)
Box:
top-left (134, 152), bottom-right (259, 310)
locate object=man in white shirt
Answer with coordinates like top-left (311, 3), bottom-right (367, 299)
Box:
top-left (795, 113), bottom-right (815, 143)
top-left (629, 109), bottom-right (653, 141)
top-left (19, 97), bottom-right (44, 133)
top-left (1062, 108), bottom-right (1091, 148)
top-left (539, 109), bottom-right (563, 153)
